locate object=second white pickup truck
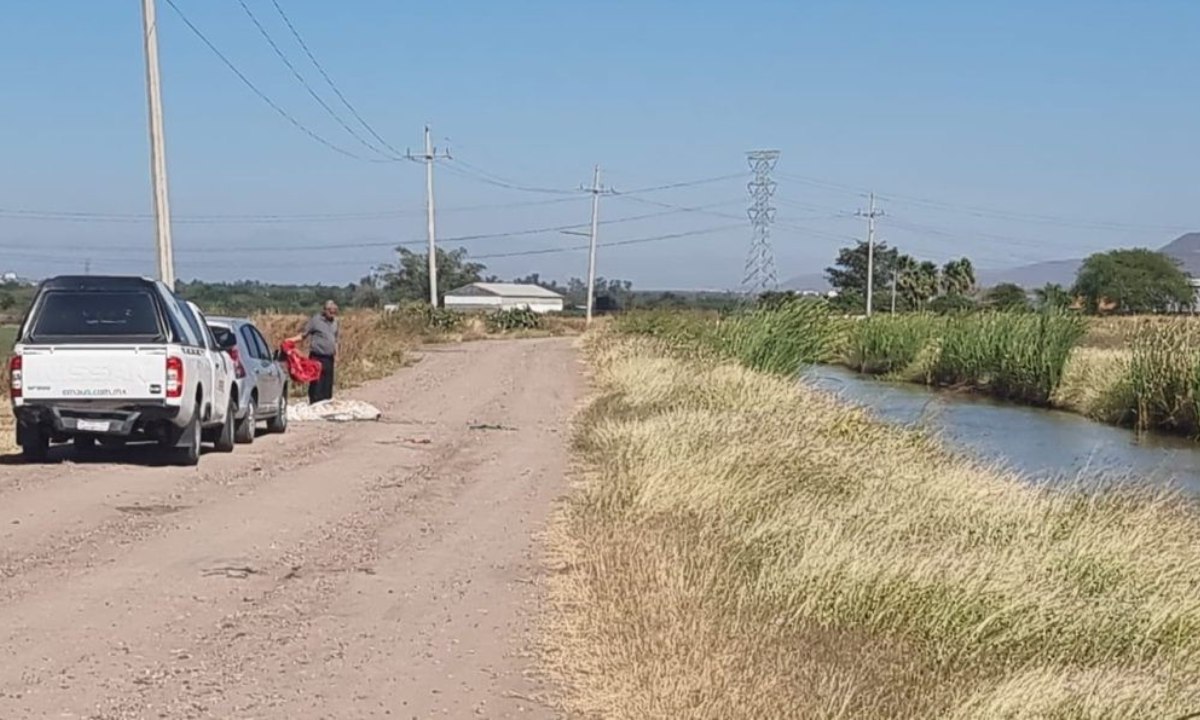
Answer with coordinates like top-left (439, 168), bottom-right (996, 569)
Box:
top-left (9, 276), bottom-right (236, 465)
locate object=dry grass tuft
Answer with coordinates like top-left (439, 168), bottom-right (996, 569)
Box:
top-left (545, 330), bottom-right (1200, 718)
top-left (253, 311), bottom-right (413, 390)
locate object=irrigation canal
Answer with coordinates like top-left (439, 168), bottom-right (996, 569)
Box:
top-left (803, 365), bottom-right (1200, 495)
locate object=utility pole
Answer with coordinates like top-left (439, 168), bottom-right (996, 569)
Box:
top-left (141, 0), bottom-right (175, 288)
top-left (890, 268), bottom-right (897, 314)
top-left (743, 150), bottom-right (780, 298)
top-left (407, 126), bottom-right (450, 306)
top-left (856, 192), bottom-right (883, 316)
top-left (586, 165), bottom-right (602, 324)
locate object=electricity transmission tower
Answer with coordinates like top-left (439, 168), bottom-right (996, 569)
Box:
top-left (407, 126), bottom-right (451, 306)
top-left (743, 150), bottom-right (780, 297)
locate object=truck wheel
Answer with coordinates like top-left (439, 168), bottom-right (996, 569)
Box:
top-left (74, 435), bottom-right (98, 458)
top-left (20, 427), bottom-right (49, 463)
top-left (172, 414), bottom-right (202, 467)
top-left (235, 397), bottom-right (256, 445)
top-left (213, 398), bottom-right (236, 453)
top-left (266, 389), bottom-right (288, 434)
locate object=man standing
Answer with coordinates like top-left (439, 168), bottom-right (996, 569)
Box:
top-left (289, 300), bottom-right (339, 404)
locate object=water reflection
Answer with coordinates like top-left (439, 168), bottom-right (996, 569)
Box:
top-left (801, 365), bottom-right (1200, 494)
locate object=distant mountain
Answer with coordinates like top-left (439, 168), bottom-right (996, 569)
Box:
top-left (974, 259), bottom-right (1083, 288)
top-left (781, 272), bottom-right (830, 292)
top-left (1158, 232), bottom-right (1200, 274)
top-left (786, 232), bottom-right (1200, 292)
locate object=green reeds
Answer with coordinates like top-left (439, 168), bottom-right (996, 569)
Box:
top-left (930, 311), bottom-right (1087, 405)
top-left (843, 314), bottom-right (943, 375)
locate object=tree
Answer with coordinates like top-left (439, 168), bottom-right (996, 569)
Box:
top-left (929, 293), bottom-right (978, 314)
top-left (1072, 248), bottom-right (1192, 314)
top-left (825, 240), bottom-right (899, 311)
top-left (376, 246), bottom-right (485, 303)
top-left (1034, 283), bottom-right (1072, 311)
top-left (984, 283), bottom-right (1031, 312)
top-left (941, 258), bottom-right (976, 296)
top-left (351, 275), bottom-right (384, 308)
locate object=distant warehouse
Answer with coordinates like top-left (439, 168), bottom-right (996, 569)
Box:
top-left (443, 282), bottom-right (565, 314)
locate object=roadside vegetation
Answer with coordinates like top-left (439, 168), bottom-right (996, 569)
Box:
top-left (547, 327), bottom-right (1200, 718)
top-left (841, 312), bottom-right (1200, 439)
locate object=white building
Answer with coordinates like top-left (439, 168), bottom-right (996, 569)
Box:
top-left (443, 282), bottom-right (566, 314)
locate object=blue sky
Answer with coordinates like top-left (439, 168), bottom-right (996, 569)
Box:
top-left (1, 1), bottom-right (1197, 288)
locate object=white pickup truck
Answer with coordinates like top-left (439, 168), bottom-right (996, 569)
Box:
top-left (8, 276), bottom-right (236, 465)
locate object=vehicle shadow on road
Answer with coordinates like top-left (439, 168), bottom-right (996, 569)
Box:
top-left (0, 443), bottom-right (217, 467)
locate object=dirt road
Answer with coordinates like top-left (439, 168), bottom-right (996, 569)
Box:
top-left (0, 338), bottom-right (579, 719)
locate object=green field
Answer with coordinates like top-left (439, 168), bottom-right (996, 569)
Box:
top-left (0, 326), bottom-right (15, 351)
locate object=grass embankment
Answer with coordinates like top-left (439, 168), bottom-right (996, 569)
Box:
top-left (547, 329), bottom-right (1200, 718)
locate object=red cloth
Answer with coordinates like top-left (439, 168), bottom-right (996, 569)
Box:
top-left (280, 340), bottom-right (323, 384)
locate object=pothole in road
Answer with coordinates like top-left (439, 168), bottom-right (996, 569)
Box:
top-left (115, 504), bottom-right (189, 516)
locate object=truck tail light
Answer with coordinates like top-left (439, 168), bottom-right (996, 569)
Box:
top-left (8, 355), bottom-right (21, 399)
top-left (227, 347), bottom-right (246, 379)
top-left (166, 356), bottom-right (183, 398)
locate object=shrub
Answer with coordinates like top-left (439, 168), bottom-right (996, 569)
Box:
top-left (1121, 320), bottom-right (1200, 435)
top-left (843, 314), bottom-right (942, 375)
top-left (486, 307), bottom-right (543, 332)
top-left (930, 311), bottom-right (1086, 404)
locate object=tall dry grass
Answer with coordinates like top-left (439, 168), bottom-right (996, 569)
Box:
top-left (253, 311), bottom-right (413, 391)
top-left (546, 331), bottom-right (1200, 718)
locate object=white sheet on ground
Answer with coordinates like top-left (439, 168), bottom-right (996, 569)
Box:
top-left (288, 399), bottom-right (382, 423)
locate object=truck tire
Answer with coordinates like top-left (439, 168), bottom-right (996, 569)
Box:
top-left (213, 398), bottom-right (236, 453)
top-left (266, 388), bottom-right (288, 434)
top-left (235, 397), bottom-right (256, 445)
top-left (172, 414), bottom-right (202, 467)
top-left (74, 435), bottom-right (98, 458)
top-left (20, 426), bottom-right (49, 463)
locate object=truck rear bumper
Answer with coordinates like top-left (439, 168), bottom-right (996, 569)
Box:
top-left (14, 402), bottom-right (182, 440)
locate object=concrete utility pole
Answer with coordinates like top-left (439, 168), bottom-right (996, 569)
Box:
top-left (585, 165), bottom-right (602, 324)
top-left (890, 268), bottom-right (898, 314)
top-left (141, 0), bottom-right (175, 288)
top-left (408, 126), bottom-right (450, 306)
top-left (857, 192), bottom-right (884, 317)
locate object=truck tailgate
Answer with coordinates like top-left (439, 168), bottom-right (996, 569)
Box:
top-left (20, 345), bottom-right (168, 401)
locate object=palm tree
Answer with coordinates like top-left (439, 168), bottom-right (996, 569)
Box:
top-left (915, 261), bottom-right (940, 308)
top-left (1034, 283), bottom-right (1072, 310)
top-left (941, 258), bottom-right (976, 296)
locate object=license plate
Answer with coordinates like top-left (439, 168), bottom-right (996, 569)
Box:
top-left (77, 420), bottom-right (111, 433)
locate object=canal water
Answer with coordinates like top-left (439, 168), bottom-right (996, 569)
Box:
top-left (801, 365), bottom-right (1200, 494)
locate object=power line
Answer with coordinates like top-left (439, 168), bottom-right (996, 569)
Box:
top-left (0, 196), bottom-right (584, 224)
top-left (614, 173), bottom-right (745, 194)
top-left (612, 193), bottom-right (858, 244)
top-left (472, 224), bottom-right (742, 260)
top-left (441, 160), bottom-right (578, 195)
top-left (233, 0), bottom-right (398, 160)
top-left (0, 205), bottom-right (730, 256)
top-left (162, 0), bottom-right (399, 163)
top-left (776, 171), bottom-right (1192, 233)
top-left (266, 0), bottom-right (406, 158)
top-left (0, 224), bottom-right (741, 273)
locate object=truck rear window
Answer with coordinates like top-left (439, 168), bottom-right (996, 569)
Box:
top-left (30, 291), bottom-right (164, 340)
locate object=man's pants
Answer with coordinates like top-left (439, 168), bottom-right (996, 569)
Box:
top-left (308, 353), bottom-right (335, 404)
